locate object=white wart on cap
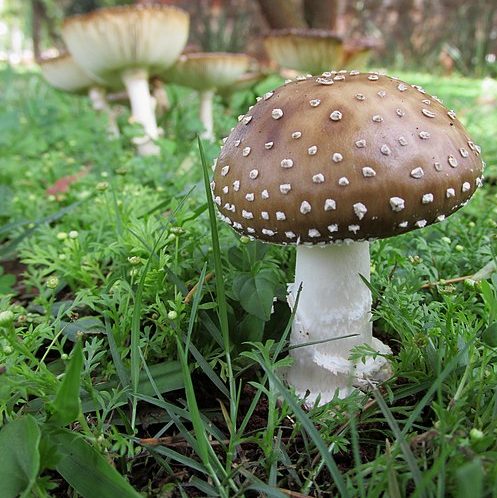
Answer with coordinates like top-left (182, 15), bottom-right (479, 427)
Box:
top-left (213, 72), bottom-right (484, 244)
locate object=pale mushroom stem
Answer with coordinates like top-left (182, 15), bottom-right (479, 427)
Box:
top-left (286, 242), bottom-right (391, 405)
top-left (122, 68), bottom-right (160, 155)
top-left (199, 89), bottom-right (215, 141)
top-left (88, 86), bottom-right (120, 139)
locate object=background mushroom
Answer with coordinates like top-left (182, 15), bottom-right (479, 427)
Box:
top-left (263, 29), bottom-right (379, 74)
top-left (166, 52), bottom-right (254, 141)
top-left (39, 52), bottom-right (120, 138)
top-left (212, 71), bottom-right (485, 405)
top-left (62, 4), bottom-right (189, 155)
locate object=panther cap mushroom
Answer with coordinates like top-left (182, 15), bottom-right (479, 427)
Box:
top-left (212, 71), bottom-right (484, 405)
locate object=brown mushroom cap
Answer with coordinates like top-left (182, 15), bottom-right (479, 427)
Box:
top-left (166, 52), bottom-right (254, 91)
top-left (263, 29), bottom-right (344, 74)
top-left (212, 72), bottom-right (484, 245)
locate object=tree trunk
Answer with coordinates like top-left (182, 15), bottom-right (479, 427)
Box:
top-left (304, 0), bottom-right (338, 31)
top-left (256, 0), bottom-right (306, 30)
top-left (31, 0), bottom-right (43, 61)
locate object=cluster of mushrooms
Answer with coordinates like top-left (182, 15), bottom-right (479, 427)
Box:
top-left (39, 5), bottom-right (485, 405)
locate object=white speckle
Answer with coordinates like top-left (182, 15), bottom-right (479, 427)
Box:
top-left (422, 99), bottom-right (431, 105)
top-left (372, 115), bottom-right (383, 123)
top-left (419, 131), bottom-right (430, 139)
top-left (249, 169), bottom-right (259, 179)
top-left (233, 222), bottom-right (242, 229)
top-left (415, 220), bottom-right (427, 228)
top-left (348, 225), bottom-right (360, 234)
top-left (377, 90), bottom-right (387, 97)
top-left (334, 75), bottom-right (345, 81)
top-left (292, 131), bottom-right (302, 139)
top-left (261, 211), bottom-right (269, 220)
top-left (332, 152), bottom-right (343, 163)
top-left (245, 193), bottom-right (254, 201)
top-left (242, 147), bottom-right (251, 157)
top-left (286, 231), bottom-right (296, 239)
top-left (396, 108), bottom-right (405, 117)
top-left (422, 193), bottom-right (434, 204)
top-left (272, 109), bottom-right (283, 119)
top-left (300, 201), bottom-right (311, 214)
top-left (308, 229), bottom-right (321, 238)
top-left (242, 210), bottom-right (253, 220)
top-left (468, 141), bottom-right (475, 151)
top-left (459, 148), bottom-right (469, 158)
top-left (422, 109), bottom-right (435, 118)
top-left (316, 77), bottom-right (334, 85)
top-left (338, 177), bottom-right (349, 186)
top-left (362, 167), bottom-right (376, 177)
top-left (434, 162), bottom-right (442, 172)
top-left (462, 182), bottom-right (471, 192)
top-left (222, 186), bottom-right (229, 194)
top-left (280, 184), bottom-right (291, 194)
top-left (380, 144), bottom-right (391, 156)
top-left (324, 199), bottom-right (336, 211)
top-left (263, 91), bottom-right (273, 100)
top-left (214, 196), bottom-right (221, 206)
top-left (355, 139), bottom-right (366, 148)
top-left (261, 189), bottom-right (269, 199)
top-left (356, 93), bottom-right (365, 101)
top-left (330, 110), bottom-right (343, 121)
top-left (390, 197), bottom-right (405, 211)
top-left (410, 167), bottom-right (424, 179)
top-left (233, 180), bottom-right (240, 191)
top-left (448, 110), bottom-right (457, 120)
top-left (397, 83), bottom-right (408, 92)
top-left (242, 115), bottom-right (253, 125)
top-left (309, 99), bottom-right (321, 107)
top-left (476, 177), bottom-right (483, 187)
top-left (210, 180), bottom-right (215, 191)
top-left (398, 136), bottom-right (408, 146)
top-left (448, 156), bottom-right (458, 168)
top-left (265, 142), bottom-right (274, 150)
top-left (328, 224), bottom-right (338, 233)
top-left (353, 202), bottom-right (367, 220)
top-left (446, 188), bottom-right (455, 198)
top-left (281, 159), bottom-right (294, 169)
top-left (350, 70), bottom-right (360, 76)
top-left (436, 215), bottom-right (446, 222)
top-left (398, 221), bottom-right (408, 228)
top-left (221, 165), bottom-right (230, 176)
top-left (312, 173), bottom-right (325, 184)
top-left (222, 137), bottom-right (228, 144)
top-left (246, 227), bottom-right (255, 234)
top-left (262, 229), bottom-right (275, 236)
top-left (276, 211), bottom-right (286, 221)
top-left (368, 74), bottom-right (379, 81)
top-left (234, 139), bottom-right (241, 147)
top-left (308, 146), bottom-right (318, 155)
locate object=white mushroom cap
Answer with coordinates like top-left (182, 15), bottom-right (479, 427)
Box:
top-left (213, 72), bottom-right (484, 244)
top-left (166, 52), bottom-right (255, 92)
top-left (39, 52), bottom-right (98, 93)
top-left (62, 5), bottom-right (189, 87)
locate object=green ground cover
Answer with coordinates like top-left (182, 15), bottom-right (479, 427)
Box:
top-left (0, 65), bottom-right (496, 497)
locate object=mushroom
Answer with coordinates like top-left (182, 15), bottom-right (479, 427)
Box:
top-left (166, 52), bottom-right (254, 141)
top-left (62, 4), bottom-right (189, 155)
top-left (39, 52), bottom-right (120, 138)
top-left (211, 72), bottom-right (485, 405)
top-left (264, 29), bottom-right (379, 74)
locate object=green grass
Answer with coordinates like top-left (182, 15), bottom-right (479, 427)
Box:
top-left (0, 64), bottom-right (496, 497)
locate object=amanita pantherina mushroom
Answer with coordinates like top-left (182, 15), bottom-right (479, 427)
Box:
top-left (40, 52), bottom-right (120, 138)
top-left (212, 72), bottom-right (484, 404)
top-left (62, 5), bottom-right (189, 155)
top-left (166, 52), bottom-right (253, 141)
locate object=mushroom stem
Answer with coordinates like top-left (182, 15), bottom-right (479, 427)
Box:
top-left (199, 89), bottom-right (215, 141)
top-left (122, 68), bottom-right (160, 155)
top-left (287, 242), bottom-right (391, 405)
top-left (88, 86), bottom-right (120, 139)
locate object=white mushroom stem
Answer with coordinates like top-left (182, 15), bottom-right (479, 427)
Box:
top-left (122, 68), bottom-right (160, 155)
top-left (199, 89), bottom-right (215, 141)
top-left (286, 241), bottom-right (391, 406)
top-left (88, 86), bottom-right (120, 139)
